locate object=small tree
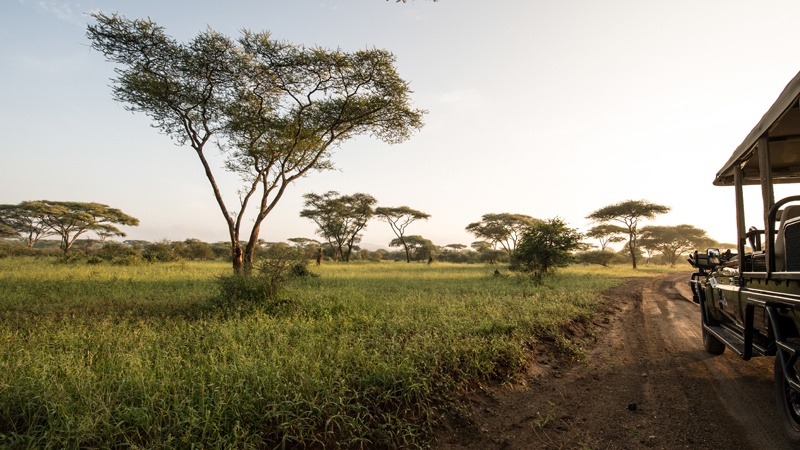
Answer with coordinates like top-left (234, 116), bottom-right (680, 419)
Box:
top-left (300, 192), bottom-right (376, 262)
top-left (389, 235), bottom-right (434, 261)
top-left (511, 218), bottom-right (584, 281)
top-left (586, 224), bottom-right (627, 251)
top-left (586, 200), bottom-right (671, 269)
top-left (466, 213), bottom-right (538, 257)
top-left (375, 206), bottom-right (430, 262)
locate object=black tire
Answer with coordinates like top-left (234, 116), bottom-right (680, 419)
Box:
top-left (701, 304), bottom-right (725, 355)
top-left (774, 354), bottom-right (800, 447)
top-left (702, 325), bottom-right (726, 355)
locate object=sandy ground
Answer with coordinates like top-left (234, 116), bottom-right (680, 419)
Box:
top-left (433, 273), bottom-right (794, 449)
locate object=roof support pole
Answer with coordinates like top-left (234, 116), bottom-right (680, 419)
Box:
top-left (735, 164), bottom-right (746, 277)
top-left (758, 135), bottom-right (774, 273)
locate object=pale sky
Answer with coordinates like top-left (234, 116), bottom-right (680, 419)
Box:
top-left (3, 0), bottom-right (800, 249)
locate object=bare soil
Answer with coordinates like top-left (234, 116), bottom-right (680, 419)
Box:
top-left (433, 273), bottom-right (793, 449)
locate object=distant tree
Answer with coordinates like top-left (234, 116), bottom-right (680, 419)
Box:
top-left (586, 224), bottom-right (627, 251)
top-left (87, 14), bottom-right (425, 274)
top-left (288, 237), bottom-right (320, 249)
top-left (445, 243), bottom-right (466, 252)
top-left (511, 218), bottom-right (584, 281)
top-left (640, 224), bottom-right (717, 267)
top-left (300, 191), bottom-right (377, 262)
top-left (182, 238), bottom-right (215, 260)
top-left (586, 200), bottom-right (671, 269)
top-left (390, 235), bottom-right (434, 261)
top-left (0, 201), bottom-right (58, 248)
top-left (470, 240), bottom-right (505, 264)
top-left (577, 250), bottom-right (617, 267)
top-left (36, 201), bottom-right (139, 254)
top-left (466, 213), bottom-right (539, 256)
top-left (375, 206), bottom-right (430, 262)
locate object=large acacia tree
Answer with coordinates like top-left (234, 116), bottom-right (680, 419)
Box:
top-left (375, 206), bottom-right (430, 262)
top-left (300, 191), bottom-right (377, 262)
top-left (87, 14), bottom-right (425, 273)
top-left (40, 201), bottom-right (139, 254)
top-left (587, 200), bottom-right (671, 269)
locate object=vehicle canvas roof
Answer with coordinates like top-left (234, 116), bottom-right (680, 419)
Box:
top-left (716, 70), bottom-right (800, 186)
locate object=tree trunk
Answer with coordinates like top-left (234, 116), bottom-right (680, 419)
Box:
top-left (231, 243), bottom-right (244, 274)
top-left (402, 241), bottom-right (411, 263)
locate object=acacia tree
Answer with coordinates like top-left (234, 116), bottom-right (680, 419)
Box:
top-left (375, 206), bottom-right (430, 262)
top-left (300, 191), bottom-right (377, 262)
top-left (465, 213), bottom-right (538, 257)
top-left (586, 200), bottom-right (671, 269)
top-left (87, 14), bottom-right (424, 274)
top-left (0, 201), bottom-right (55, 248)
top-left (586, 223), bottom-right (627, 251)
top-left (37, 201), bottom-right (139, 254)
top-left (640, 224), bottom-right (716, 267)
top-left (389, 235), bottom-right (435, 261)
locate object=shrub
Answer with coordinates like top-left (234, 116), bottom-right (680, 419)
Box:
top-left (142, 240), bottom-right (181, 262)
top-left (97, 241), bottom-right (141, 265)
top-left (576, 250), bottom-right (617, 267)
top-left (216, 250), bottom-right (315, 308)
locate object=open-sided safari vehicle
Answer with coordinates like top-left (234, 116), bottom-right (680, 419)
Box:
top-left (689, 70), bottom-right (800, 444)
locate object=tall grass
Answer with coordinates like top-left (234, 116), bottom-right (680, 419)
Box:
top-left (0, 258), bottom-right (679, 448)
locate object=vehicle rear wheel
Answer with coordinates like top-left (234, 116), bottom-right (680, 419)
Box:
top-left (774, 354), bottom-right (800, 446)
top-left (701, 305), bottom-right (725, 355)
top-left (701, 325), bottom-right (726, 355)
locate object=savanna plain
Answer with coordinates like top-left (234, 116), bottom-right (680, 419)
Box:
top-left (0, 258), bottom-right (680, 449)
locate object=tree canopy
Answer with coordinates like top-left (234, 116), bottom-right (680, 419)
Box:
top-left (87, 13), bottom-right (425, 273)
top-left (300, 191), bottom-right (377, 262)
top-left (511, 218), bottom-right (584, 280)
top-left (375, 206), bottom-right (430, 262)
top-left (465, 213), bottom-right (539, 256)
top-left (586, 200), bottom-right (671, 269)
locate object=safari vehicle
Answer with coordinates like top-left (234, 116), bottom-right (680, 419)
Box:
top-left (689, 69), bottom-right (800, 445)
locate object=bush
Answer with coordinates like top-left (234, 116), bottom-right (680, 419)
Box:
top-left (576, 250), bottom-right (617, 267)
top-left (97, 242), bottom-right (141, 265)
top-left (142, 240), bottom-right (181, 262)
top-left (216, 251), bottom-right (316, 308)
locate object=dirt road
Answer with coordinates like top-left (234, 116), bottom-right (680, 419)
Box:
top-left (435, 273), bottom-right (794, 449)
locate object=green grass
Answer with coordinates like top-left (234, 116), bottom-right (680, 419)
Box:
top-left (0, 258), bottom-right (681, 449)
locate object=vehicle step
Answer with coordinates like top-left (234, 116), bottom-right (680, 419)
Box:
top-left (704, 323), bottom-right (769, 358)
top-left (777, 340), bottom-right (800, 357)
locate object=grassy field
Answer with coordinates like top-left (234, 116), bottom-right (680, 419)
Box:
top-left (0, 257), bottom-right (683, 449)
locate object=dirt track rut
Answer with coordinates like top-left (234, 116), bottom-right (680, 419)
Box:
top-left (435, 273), bottom-right (794, 449)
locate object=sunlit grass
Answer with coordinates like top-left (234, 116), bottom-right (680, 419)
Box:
top-left (0, 257), bottom-right (680, 448)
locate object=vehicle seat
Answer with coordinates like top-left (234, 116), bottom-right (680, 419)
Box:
top-left (774, 205), bottom-right (800, 271)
